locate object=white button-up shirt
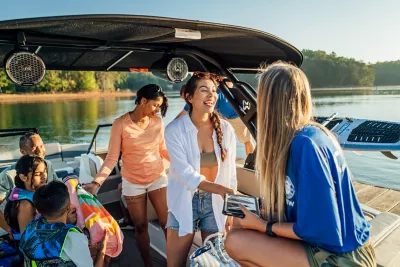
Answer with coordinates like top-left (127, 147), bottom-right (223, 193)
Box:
top-left (165, 113), bottom-right (237, 237)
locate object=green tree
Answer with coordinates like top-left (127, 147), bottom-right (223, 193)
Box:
top-left (95, 72), bottom-right (128, 92)
top-left (373, 61), bottom-right (400, 86)
top-left (34, 70), bottom-right (64, 92)
top-left (70, 71), bottom-right (98, 92)
top-left (0, 69), bottom-right (15, 93)
top-left (0, 69), bottom-right (9, 88)
top-left (301, 50), bottom-right (374, 88)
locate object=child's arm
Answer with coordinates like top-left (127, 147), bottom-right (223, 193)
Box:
top-left (94, 232), bottom-right (109, 267)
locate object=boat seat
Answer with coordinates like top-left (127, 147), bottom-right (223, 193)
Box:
top-left (61, 143), bottom-right (89, 162)
top-left (79, 153), bottom-right (104, 184)
top-left (0, 142), bottom-right (62, 168)
top-left (369, 212), bottom-right (400, 267)
top-left (236, 165), bottom-right (260, 197)
top-left (0, 148), bottom-right (22, 167)
top-left (44, 142), bottom-right (62, 162)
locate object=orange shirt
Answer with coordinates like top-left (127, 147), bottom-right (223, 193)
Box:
top-left (96, 113), bottom-right (168, 185)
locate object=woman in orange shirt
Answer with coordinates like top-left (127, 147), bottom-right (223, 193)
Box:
top-left (84, 84), bottom-right (169, 267)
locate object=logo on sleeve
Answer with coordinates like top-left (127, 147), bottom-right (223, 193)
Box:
top-left (285, 176), bottom-right (295, 200)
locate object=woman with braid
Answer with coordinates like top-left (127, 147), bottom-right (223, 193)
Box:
top-left (84, 84), bottom-right (170, 267)
top-left (165, 72), bottom-right (238, 266)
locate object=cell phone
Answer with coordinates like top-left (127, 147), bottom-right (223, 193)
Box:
top-left (222, 193), bottom-right (260, 218)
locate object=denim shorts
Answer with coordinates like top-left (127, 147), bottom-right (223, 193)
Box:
top-left (166, 190), bottom-right (219, 233)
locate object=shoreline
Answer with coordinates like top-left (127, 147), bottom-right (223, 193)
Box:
top-left (312, 85), bottom-right (400, 91)
top-left (0, 91), bottom-right (136, 103)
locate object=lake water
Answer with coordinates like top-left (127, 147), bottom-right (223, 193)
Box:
top-left (1, 89), bottom-right (400, 190)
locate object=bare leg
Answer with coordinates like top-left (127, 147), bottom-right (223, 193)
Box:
top-left (124, 194), bottom-right (152, 267)
top-left (225, 229), bottom-right (309, 267)
top-left (167, 228), bottom-right (195, 267)
top-left (118, 183), bottom-right (132, 225)
top-left (201, 230), bottom-right (217, 243)
top-left (245, 141), bottom-right (255, 156)
top-left (148, 187), bottom-right (168, 238)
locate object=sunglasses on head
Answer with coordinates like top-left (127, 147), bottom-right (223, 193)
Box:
top-left (151, 86), bottom-right (162, 93)
top-left (193, 71), bottom-right (224, 82)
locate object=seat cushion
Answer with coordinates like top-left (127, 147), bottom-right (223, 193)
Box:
top-left (368, 212), bottom-right (400, 266)
top-left (44, 143), bottom-right (62, 161)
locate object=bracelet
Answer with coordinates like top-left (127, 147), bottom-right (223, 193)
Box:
top-left (91, 180), bottom-right (101, 188)
top-left (265, 221), bottom-right (278, 237)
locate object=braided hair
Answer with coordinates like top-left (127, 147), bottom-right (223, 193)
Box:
top-left (135, 84), bottom-right (169, 117)
top-left (184, 74), bottom-right (226, 161)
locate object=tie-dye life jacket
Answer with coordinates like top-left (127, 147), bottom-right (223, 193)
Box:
top-left (6, 187), bottom-right (35, 240)
top-left (19, 218), bottom-right (81, 267)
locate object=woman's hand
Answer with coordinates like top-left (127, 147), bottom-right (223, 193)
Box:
top-left (218, 186), bottom-right (237, 198)
top-left (237, 205), bottom-right (267, 232)
top-left (225, 216), bottom-right (233, 232)
top-left (83, 182), bottom-right (100, 195)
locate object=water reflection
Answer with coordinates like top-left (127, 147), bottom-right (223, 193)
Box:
top-left (0, 90), bottom-right (399, 189)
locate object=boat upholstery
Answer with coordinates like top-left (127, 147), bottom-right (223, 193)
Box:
top-left (369, 212), bottom-right (400, 267)
top-left (236, 165), bottom-right (400, 267)
top-left (0, 142), bottom-right (62, 168)
top-left (44, 142), bottom-right (62, 161)
top-left (60, 143), bottom-right (89, 162)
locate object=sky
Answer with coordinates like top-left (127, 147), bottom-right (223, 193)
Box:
top-left (0, 0), bottom-right (399, 63)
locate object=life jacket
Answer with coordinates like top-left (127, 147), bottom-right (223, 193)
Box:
top-left (0, 236), bottom-right (19, 267)
top-left (6, 187), bottom-right (35, 241)
top-left (19, 218), bottom-right (82, 267)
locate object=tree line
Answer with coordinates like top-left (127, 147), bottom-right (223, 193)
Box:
top-left (0, 69), bottom-right (187, 94)
top-left (301, 50), bottom-right (400, 88)
top-left (1, 49), bottom-right (400, 93)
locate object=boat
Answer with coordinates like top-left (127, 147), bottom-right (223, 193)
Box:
top-left (0, 15), bottom-right (400, 266)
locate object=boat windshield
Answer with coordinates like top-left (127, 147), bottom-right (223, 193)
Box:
top-left (233, 73), bottom-right (258, 90)
top-left (0, 128), bottom-right (38, 167)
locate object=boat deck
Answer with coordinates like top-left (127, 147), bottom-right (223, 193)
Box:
top-left (353, 181), bottom-right (400, 215)
top-left (110, 229), bottom-right (167, 267)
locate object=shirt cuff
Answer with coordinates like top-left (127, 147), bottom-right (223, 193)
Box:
top-left (187, 174), bottom-right (206, 192)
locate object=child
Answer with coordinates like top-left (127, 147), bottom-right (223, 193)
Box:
top-left (19, 181), bottom-right (108, 267)
top-left (4, 155), bottom-right (48, 240)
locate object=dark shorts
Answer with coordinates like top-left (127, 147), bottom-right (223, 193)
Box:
top-left (304, 241), bottom-right (376, 267)
top-left (166, 190), bottom-right (219, 233)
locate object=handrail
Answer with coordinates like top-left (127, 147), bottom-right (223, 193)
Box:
top-left (0, 127), bottom-right (38, 133)
top-left (0, 127), bottom-right (38, 138)
top-left (87, 124), bottom-right (112, 154)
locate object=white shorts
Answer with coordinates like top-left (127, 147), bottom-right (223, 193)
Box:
top-left (122, 176), bottom-right (168, 197)
top-left (227, 117), bottom-right (251, 143)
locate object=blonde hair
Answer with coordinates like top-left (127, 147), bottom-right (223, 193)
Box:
top-left (256, 61), bottom-right (314, 222)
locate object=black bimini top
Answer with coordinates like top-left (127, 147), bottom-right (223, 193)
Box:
top-left (0, 14), bottom-right (302, 72)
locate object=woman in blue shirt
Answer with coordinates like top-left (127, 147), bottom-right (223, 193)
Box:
top-left (224, 62), bottom-right (376, 267)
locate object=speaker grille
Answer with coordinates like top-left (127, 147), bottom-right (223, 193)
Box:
top-left (5, 52), bottom-right (46, 85)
